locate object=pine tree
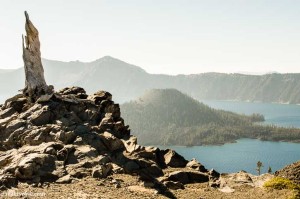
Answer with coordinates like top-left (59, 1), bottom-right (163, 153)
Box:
top-left (267, 166), bottom-right (272, 174)
top-left (256, 161), bottom-right (263, 175)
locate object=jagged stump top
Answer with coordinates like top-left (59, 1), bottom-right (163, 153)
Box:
top-left (22, 11), bottom-right (52, 102)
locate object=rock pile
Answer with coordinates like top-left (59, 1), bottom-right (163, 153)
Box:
top-left (0, 87), bottom-right (219, 194)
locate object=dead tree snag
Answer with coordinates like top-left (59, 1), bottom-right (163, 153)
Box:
top-left (22, 11), bottom-right (52, 102)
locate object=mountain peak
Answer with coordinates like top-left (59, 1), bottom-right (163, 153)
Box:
top-left (91, 56), bottom-right (147, 73)
top-left (93, 55), bottom-right (127, 64)
top-left (95, 55), bottom-right (118, 62)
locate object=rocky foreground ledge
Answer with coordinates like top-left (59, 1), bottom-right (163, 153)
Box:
top-left (0, 87), bottom-right (297, 198)
top-left (0, 87), bottom-right (222, 197)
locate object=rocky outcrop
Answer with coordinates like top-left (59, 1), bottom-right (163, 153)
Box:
top-left (275, 161), bottom-right (300, 183)
top-left (0, 87), bottom-right (217, 193)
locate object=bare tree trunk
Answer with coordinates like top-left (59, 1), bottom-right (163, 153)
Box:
top-left (22, 11), bottom-right (52, 102)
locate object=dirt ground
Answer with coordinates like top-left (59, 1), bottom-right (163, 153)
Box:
top-left (0, 174), bottom-right (293, 199)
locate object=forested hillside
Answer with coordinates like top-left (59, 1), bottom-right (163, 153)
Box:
top-left (121, 89), bottom-right (300, 145)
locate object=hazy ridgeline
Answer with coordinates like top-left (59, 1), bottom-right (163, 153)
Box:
top-left (1, 56), bottom-right (300, 104)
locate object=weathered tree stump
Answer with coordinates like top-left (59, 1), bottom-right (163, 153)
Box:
top-left (22, 11), bottom-right (52, 102)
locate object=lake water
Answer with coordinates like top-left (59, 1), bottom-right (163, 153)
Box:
top-left (202, 100), bottom-right (300, 128)
top-left (164, 100), bottom-right (300, 174)
top-left (160, 139), bottom-right (300, 174)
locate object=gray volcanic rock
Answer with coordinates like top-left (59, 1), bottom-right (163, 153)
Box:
top-left (166, 171), bottom-right (209, 184)
top-left (187, 158), bottom-right (208, 172)
top-left (0, 87), bottom-right (130, 186)
top-left (163, 149), bottom-right (188, 168)
top-left (0, 87), bottom-right (220, 194)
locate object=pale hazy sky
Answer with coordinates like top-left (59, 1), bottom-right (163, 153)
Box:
top-left (0, 0), bottom-right (300, 75)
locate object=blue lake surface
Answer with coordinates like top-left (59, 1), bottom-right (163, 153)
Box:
top-left (160, 139), bottom-right (300, 174)
top-left (164, 100), bottom-right (300, 174)
top-left (202, 100), bottom-right (300, 128)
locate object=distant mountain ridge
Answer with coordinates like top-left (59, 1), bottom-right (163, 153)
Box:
top-left (1, 56), bottom-right (300, 104)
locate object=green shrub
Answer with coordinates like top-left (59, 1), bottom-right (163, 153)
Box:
top-left (264, 177), bottom-right (299, 190)
top-left (264, 177), bottom-right (300, 199)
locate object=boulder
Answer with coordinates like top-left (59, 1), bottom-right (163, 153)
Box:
top-left (99, 113), bottom-right (114, 130)
top-left (139, 163), bottom-right (163, 178)
top-left (15, 153), bottom-right (56, 180)
top-left (5, 119), bottom-right (26, 135)
top-left (0, 114), bottom-right (17, 127)
top-left (55, 130), bottom-right (76, 144)
top-left (100, 132), bottom-right (124, 151)
top-left (168, 171), bottom-right (190, 184)
top-left (92, 164), bottom-right (113, 178)
top-left (59, 87), bottom-right (87, 99)
top-left (24, 127), bottom-right (55, 146)
top-left (186, 158), bottom-right (207, 172)
top-left (231, 171), bottom-right (253, 183)
top-left (0, 108), bottom-right (16, 119)
top-left (113, 120), bottom-right (130, 138)
top-left (105, 104), bottom-right (121, 119)
top-left (88, 91), bottom-right (112, 105)
top-left (19, 103), bottom-right (42, 119)
top-left (79, 132), bottom-right (108, 152)
top-left (28, 106), bottom-right (53, 126)
top-left (208, 169), bottom-right (220, 180)
top-left (218, 171), bottom-right (266, 189)
top-left (73, 145), bottom-right (98, 160)
top-left (167, 171), bottom-right (209, 184)
top-left (7, 97), bottom-right (27, 113)
top-left (163, 149), bottom-right (188, 168)
top-left (124, 161), bottom-right (140, 173)
top-left (188, 171), bottom-right (209, 183)
top-left (67, 167), bottom-right (91, 179)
